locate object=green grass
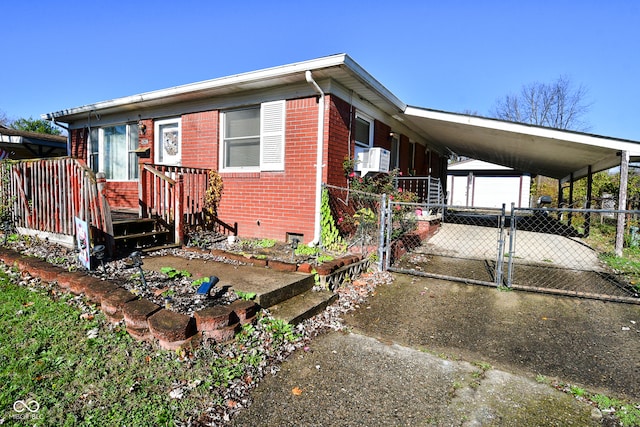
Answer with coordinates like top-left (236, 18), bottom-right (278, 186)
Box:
top-left (0, 269), bottom-right (298, 426)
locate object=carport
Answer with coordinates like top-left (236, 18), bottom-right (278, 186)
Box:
top-left (401, 106), bottom-right (640, 255)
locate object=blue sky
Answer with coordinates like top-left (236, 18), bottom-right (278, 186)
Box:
top-left (3, 0), bottom-right (639, 141)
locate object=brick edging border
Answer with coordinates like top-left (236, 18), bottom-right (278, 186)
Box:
top-left (0, 248), bottom-right (258, 351)
top-left (202, 247), bottom-right (363, 276)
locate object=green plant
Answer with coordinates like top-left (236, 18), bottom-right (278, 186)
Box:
top-left (160, 266), bottom-right (192, 279)
top-left (235, 290), bottom-right (257, 301)
top-left (320, 188), bottom-right (347, 252)
top-left (317, 254), bottom-right (334, 263)
top-left (295, 244), bottom-right (319, 257)
top-left (259, 317), bottom-right (299, 343)
top-left (255, 238), bottom-right (276, 248)
top-left (569, 385), bottom-right (586, 397)
top-left (191, 277), bottom-right (209, 287)
top-left (161, 288), bottom-right (175, 297)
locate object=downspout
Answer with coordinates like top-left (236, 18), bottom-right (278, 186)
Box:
top-left (305, 70), bottom-right (325, 246)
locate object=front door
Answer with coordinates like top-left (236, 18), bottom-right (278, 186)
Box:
top-left (155, 118), bottom-right (181, 166)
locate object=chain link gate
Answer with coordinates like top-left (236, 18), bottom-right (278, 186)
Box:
top-left (384, 202), bottom-right (506, 287)
top-left (383, 201), bottom-right (640, 304)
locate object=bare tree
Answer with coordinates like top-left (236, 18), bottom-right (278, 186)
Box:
top-left (0, 110), bottom-right (9, 127)
top-left (491, 75), bottom-right (591, 131)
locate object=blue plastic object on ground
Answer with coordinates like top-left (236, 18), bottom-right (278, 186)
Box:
top-left (196, 276), bottom-right (220, 295)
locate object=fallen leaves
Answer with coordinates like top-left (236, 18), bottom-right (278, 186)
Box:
top-left (291, 386), bottom-right (303, 396)
top-left (80, 313), bottom-right (94, 321)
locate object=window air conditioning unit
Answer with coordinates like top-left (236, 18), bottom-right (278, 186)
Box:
top-left (355, 147), bottom-right (391, 176)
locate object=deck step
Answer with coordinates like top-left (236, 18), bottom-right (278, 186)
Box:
top-left (141, 243), bottom-right (181, 253)
top-left (112, 218), bottom-right (159, 226)
top-left (114, 230), bottom-right (171, 241)
top-left (269, 289), bottom-right (338, 324)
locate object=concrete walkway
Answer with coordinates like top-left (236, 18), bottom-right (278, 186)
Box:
top-left (233, 273), bottom-right (640, 426)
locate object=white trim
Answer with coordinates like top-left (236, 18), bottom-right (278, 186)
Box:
top-left (219, 101), bottom-right (286, 173)
top-left (260, 100), bottom-right (286, 171)
top-left (154, 117), bottom-right (182, 166)
top-left (44, 54), bottom-right (406, 122)
top-left (404, 106), bottom-right (640, 151)
top-left (354, 112), bottom-right (374, 149)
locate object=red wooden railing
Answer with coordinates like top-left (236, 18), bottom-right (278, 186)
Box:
top-left (139, 164), bottom-right (212, 245)
top-left (0, 157), bottom-right (113, 252)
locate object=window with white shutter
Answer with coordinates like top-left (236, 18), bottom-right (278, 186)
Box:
top-left (221, 100), bottom-right (286, 172)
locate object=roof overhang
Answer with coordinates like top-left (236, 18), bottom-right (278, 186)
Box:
top-left (0, 128), bottom-right (67, 159)
top-left (403, 106), bottom-right (640, 182)
top-left (42, 53), bottom-right (406, 124)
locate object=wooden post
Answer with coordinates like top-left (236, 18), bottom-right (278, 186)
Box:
top-left (615, 151), bottom-right (629, 256)
top-left (175, 173), bottom-right (184, 245)
top-left (96, 172), bottom-right (115, 257)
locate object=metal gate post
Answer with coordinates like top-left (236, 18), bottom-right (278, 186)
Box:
top-left (495, 204), bottom-right (506, 286)
top-left (506, 203), bottom-right (516, 287)
top-left (377, 194), bottom-right (387, 271)
top-left (385, 199), bottom-right (393, 271)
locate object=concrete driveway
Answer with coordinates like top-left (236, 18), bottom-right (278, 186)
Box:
top-left (233, 273), bottom-right (640, 426)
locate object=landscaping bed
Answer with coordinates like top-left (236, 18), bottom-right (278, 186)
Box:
top-left (0, 234), bottom-right (393, 425)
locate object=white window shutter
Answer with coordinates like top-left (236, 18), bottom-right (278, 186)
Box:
top-left (260, 100), bottom-right (285, 171)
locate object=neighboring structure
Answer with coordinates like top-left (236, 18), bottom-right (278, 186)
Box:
top-left (42, 54), bottom-right (447, 244)
top-left (0, 125), bottom-right (67, 159)
top-left (447, 159), bottom-right (531, 209)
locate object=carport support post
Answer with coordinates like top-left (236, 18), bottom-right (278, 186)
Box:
top-left (615, 151), bottom-right (630, 256)
top-left (584, 166), bottom-right (592, 237)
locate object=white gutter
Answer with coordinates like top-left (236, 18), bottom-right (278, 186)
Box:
top-left (306, 70), bottom-right (325, 246)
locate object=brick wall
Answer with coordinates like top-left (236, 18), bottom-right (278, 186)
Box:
top-left (67, 94), bottom-right (447, 241)
top-left (374, 120), bottom-right (391, 151)
top-left (217, 97), bottom-right (318, 243)
top-left (399, 134), bottom-right (412, 175)
top-left (326, 95), bottom-right (353, 187)
top-left (70, 128), bottom-right (87, 161)
top-left (181, 111), bottom-right (218, 168)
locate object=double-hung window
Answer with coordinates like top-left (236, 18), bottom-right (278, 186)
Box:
top-left (91, 123), bottom-right (139, 180)
top-left (354, 113), bottom-right (373, 161)
top-left (220, 100), bottom-right (285, 172)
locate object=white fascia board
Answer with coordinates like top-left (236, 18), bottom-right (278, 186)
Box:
top-left (404, 106), bottom-right (640, 152)
top-left (43, 53), bottom-right (406, 123)
top-left (42, 54), bottom-right (350, 121)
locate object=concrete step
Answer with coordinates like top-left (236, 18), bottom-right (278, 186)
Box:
top-left (269, 289), bottom-right (338, 325)
top-left (140, 255), bottom-right (315, 309)
top-left (252, 274), bottom-right (315, 308)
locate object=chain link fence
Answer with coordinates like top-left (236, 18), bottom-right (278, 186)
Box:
top-left (322, 184), bottom-right (384, 260)
top-left (387, 203), bottom-right (640, 304)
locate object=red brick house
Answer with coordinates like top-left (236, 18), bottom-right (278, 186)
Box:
top-left (43, 54), bottom-right (447, 244)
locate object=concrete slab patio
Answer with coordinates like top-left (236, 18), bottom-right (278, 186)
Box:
top-left (140, 254), bottom-right (314, 308)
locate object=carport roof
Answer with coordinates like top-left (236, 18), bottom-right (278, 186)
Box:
top-left (402, 106), bottom-right (640, 182)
